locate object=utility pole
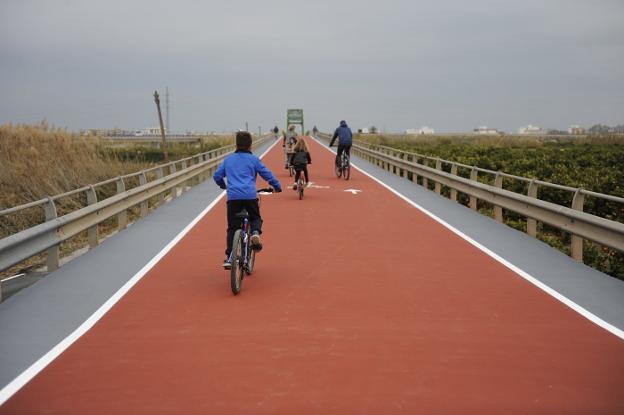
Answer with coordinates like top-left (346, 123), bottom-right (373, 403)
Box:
top-left (258, 126), bottom-right (261, 137)
top-left (165, 86), bottom-right (170, 135)
top-left (245, 121), bottom-right (249, 132)
top-left (153, 91), bottom-right (169, 162)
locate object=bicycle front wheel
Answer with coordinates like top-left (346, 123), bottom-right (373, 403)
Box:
top-left (230, 230), bottom-right (244, 295)
top-left (335, 164), bottom-right (342, 178)
top-left (246, 248), bottom-right (256, 275)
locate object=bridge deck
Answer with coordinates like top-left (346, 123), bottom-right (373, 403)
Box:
top-left (1, 138), bottom-right (623, 414)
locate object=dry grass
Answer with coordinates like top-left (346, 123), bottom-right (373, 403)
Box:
top-left (0, 123), bottom-right (236, 278)
top-left (0, 122), bottom-right (151, 213)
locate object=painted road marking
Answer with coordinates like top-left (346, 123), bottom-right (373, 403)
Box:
top-left (307, 182), bottom-right (330, 189)
top-left (344, 189), bottom-right (362, 194)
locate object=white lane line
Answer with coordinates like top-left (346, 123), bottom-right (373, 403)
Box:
top-left (1, 273), bottom-right (26, 283)
top-left (0, 138), bottom-right (282, 406)
top-left (311, 136), bottom-right (624, 341)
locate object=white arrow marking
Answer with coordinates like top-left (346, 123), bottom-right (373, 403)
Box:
top-left (344, 189), bottom-right (362, 195)
top-left (307, 182), bottom-right (330, 189)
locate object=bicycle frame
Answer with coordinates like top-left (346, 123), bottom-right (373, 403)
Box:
top-left (240, 217), bottom-right (250, 270)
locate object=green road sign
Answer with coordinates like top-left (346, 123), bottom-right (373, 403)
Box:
top-left (286, 109), bottom-right (304, 133)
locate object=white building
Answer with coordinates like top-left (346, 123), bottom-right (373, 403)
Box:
top-left (142, 127), bottom-right (166, 135)
top-left (406, 127), bottom-right (435, 135)
top-left (518, 125), bottom-right (544, 135)
top-left (568, 125), bottom-right (586, 135)
top-left (474, 126), bottom-right (502, 135)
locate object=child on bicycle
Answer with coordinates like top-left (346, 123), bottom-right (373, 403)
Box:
top-left (213, 131), bottom-right (282, 269)
top-left (290, 138), bottom-right (311, 190)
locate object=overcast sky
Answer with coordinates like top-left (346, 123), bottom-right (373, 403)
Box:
top-left (1, 0), bottom-right (622, 133)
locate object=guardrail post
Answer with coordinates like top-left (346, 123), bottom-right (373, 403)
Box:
top-left (44, 197), bottom-right (59, 272)
top-left (180, 160), bottom-right (189, 192)
top-left (434, 159), bottom-right (442, 194)
top-left (398, 153), bottom-right (405, 178)
top-left (571, 189), bottom-right (585, 262)
top-left (170, 163), bottom-right (178, 199)
top-left (85, 186), bottom-right (98, 248)
top-left (116, 177), bottom-right (128, 229)
top-left (155, 168), bottom-right (165, 204)
top-left (422, 159), bottom-right (429, 189)
top-left (469, 168), bottom-right (478, 210)
top-left (527, 180), bottom-right (538, 237)
top-left (494, 173), bottom-right (503, 222)
top-left (450, 164), bottom-right (458, 201)
top-left (139, 172), bottom-right (148, 217)
top-left (194, 156), bottom-right (202, 185)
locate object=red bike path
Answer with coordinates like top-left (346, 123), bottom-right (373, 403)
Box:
top-left (1, 138), bottom-right (623, 414)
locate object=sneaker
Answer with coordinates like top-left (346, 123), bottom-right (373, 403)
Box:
top-left (223, 257), bottom-right (232, 270)
top-left (250, 232), bottom-right (262, 251)
top-left (292, 183), bottom-right (298, 190)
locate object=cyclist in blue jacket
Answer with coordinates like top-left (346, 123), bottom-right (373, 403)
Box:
top-left (329, 120), bottom-right (353, 167)
top-left (214, 131), bottom-right (282, 269)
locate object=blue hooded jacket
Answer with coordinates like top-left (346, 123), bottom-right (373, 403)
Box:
top-left (330, 120), bottom-right (353, 146)
top-left (213, 150), bottom-right (281, 200)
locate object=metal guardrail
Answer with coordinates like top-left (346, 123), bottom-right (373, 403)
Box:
top-left (0, 136), bottom-right (272, 290)
top-left (317, 133), bottom-right (624, 263)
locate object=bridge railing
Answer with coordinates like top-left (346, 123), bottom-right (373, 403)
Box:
top-left (0, 135), bottom-right (271, 289)
top-left (317, 133), bottom-right (624, 264)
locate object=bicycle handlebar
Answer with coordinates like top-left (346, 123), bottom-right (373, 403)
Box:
top-left (257, 187), bottom-right (276, 193)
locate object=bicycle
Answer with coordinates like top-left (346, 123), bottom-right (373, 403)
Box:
top-left (229, 188), bottom-right (274, 295)
top-left (295, 171), bottom-right (305, 200)
top-left (335, 151), bottom-right (350, 180)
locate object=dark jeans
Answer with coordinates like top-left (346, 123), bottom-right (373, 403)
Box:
top-left (336, 144), bottom-right (352, 166)
top-left (294, 165), bottom-right (309, 183)
top-left (226, 199), bottom-right (262, 256)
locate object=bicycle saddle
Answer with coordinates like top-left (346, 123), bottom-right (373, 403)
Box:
top-left (235, 209), bottom-right (249, 219)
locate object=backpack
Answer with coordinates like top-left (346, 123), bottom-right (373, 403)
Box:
top-left (291, 151), bottom-right (308, 166)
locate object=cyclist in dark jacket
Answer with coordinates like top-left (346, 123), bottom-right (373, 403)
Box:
top-left (329, 120), bottom-right (352, 167)
top-left (290, 138), bottom-right (312, 189)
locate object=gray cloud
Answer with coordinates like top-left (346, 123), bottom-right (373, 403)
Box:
top-left (1, 0), bottom-right (623, 133)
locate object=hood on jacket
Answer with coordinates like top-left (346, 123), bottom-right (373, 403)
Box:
top-left (340, 120), bottom-right (347, 127)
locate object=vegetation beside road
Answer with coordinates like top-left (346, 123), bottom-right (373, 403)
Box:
top-left (0, 123), bottom-right (233, 277)
top-left (356, 134), bottom-right (624, 280)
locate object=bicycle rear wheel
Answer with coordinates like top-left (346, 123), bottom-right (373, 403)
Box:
top-left (298, 178), bottom-right (304, 200)
top-left (343, 161), bottom-right (350, 180)
top-left (230, 230), bottom-right (244, 295)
